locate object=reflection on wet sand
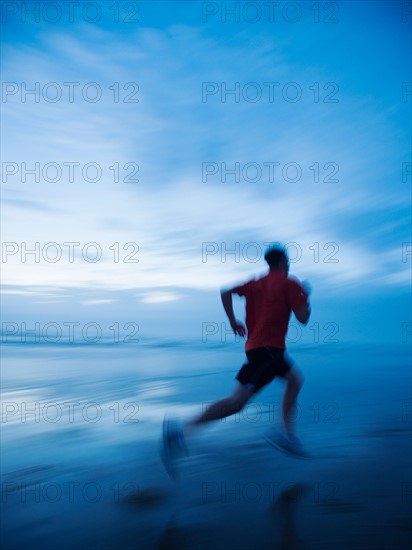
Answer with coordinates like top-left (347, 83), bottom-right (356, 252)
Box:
top-left (2, 343), bottom-right (412, 549)
top-left (268, 483), bottom-right (311, 550)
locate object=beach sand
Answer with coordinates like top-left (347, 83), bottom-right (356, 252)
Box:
top-left (1, 341), bottom-right (411, 549)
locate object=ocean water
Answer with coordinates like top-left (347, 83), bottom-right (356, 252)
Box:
top-left (1, 340), bottom-right (411, 549)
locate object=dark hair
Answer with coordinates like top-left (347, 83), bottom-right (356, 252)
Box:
top-left (264, 245), bottom-right (288, 268)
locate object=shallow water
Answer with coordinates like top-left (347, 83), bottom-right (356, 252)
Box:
top-left (1, 341), bottom-right (411, 549)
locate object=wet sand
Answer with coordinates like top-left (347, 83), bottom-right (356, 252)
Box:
top-left (1, 342), bottom-right (411, 549)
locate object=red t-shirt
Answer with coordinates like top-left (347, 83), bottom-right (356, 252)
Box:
top-left (231, 270), bottom-right (308, 351)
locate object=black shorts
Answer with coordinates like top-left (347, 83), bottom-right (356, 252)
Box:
top-left (235, 346), bottom-right (292, 394)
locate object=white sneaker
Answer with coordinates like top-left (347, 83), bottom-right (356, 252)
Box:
top-left (264, 430), bottom-right (311, 459)
top-left (161, 416), bottom-right (189, 480)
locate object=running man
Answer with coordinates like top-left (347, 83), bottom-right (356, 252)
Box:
top-left (162, 244), bottom-right (311, 474)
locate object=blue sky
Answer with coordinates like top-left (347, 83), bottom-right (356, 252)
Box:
top-left (1, 1), bottom-right (411, 344)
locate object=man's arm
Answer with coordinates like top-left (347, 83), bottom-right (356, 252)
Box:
top-left (293, 280), bottom-right (311, 324)
top-left (220, 289), bottom-right (246, 337)
top-left (294, 304), bottom-right (311, 325)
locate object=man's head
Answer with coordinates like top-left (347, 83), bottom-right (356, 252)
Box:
top-left (264, 244), bottom-right (289, 273)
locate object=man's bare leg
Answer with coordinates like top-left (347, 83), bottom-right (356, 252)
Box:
top-left (162, 384), bottom-right (254, 478)
top-left (282, 368), bottom-right (304, 437)
top-left (263, 367), bottom-right (310, 458)
top-left (183, 383), bottom-right (253, 437)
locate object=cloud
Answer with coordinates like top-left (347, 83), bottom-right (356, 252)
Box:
top-left (80, 299), bottom-right (120, 306)
top-left (1, 15), bottom-right (410, 302)
top-left (138, 292), bottom-right (181, 304)
top-left (2, 198), bottom-right (67, 214)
